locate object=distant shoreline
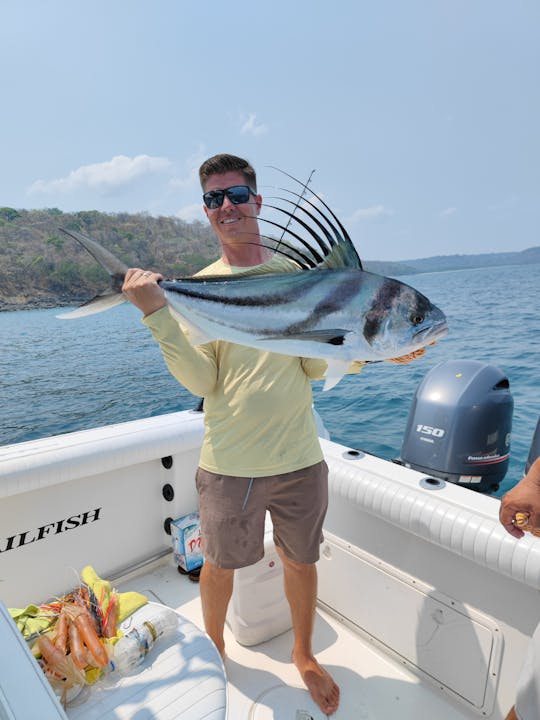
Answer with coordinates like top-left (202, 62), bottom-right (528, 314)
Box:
top-left (0, 298), bottom-right (84, 313)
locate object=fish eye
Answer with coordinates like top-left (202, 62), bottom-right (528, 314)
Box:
top-left (410, 313), bottom-right (424, 326)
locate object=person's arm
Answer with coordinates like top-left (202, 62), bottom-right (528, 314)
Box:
top-left (143, 307), bottom-right (218, 397)
top-left (499, 457), bottom-right (540, 538)
top-left (122, 268), bottom-right (218, 397)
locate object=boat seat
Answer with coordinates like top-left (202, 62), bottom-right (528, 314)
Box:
top-left (0, 601), bottom-right (227, 720)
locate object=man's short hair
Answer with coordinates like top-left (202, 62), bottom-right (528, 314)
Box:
top-left (199, 154), bottom-right (257, 192)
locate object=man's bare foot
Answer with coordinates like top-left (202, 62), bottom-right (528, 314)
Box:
top-left (293, 652), bottom-right (340, 715)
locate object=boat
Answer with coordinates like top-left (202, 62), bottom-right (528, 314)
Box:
top-left (1, 365), bottom-right (540, 719)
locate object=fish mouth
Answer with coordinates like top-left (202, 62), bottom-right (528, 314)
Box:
top-left (413, 320), bottom-right (449, 344)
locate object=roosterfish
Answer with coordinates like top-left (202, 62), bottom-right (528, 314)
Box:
top-left (57, 173), bottom-right (448, 390)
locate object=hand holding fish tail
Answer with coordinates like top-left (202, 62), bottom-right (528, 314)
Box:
top-left (122, 267), bottom-right (166, 317)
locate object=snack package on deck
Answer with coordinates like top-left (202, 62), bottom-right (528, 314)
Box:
top-left (171, 513), bottom-right (203, 572)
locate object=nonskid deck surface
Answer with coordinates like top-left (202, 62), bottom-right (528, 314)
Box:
top-left (74, 557), bottom-right (477, 720)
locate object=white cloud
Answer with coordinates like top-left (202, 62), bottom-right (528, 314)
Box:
top-left (28, 154), bottom-right (172, 195)
top-left (240, 112), bottom-right (268, 136)
top-left (347, 204), bottom-right (393, 222)
top-left (440, 206), bottom-right (457, 217)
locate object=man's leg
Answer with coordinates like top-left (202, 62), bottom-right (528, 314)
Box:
top-left (196, 468), bottom-right (266, 658)
top-left (199, 559), bottom-right (234, 658)
top-left (276, 546), bottom-right (340, 716)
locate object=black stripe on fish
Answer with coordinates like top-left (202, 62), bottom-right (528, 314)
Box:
top-left (259, 329), bottom-right (349, 344)
top-left (362, 279), bottom-right (433, 345)
top-left (362, 279), bottom-right (403, 344)
top-left (278, 272), bottom-right (365, 336)
top-left (161, 271), bottom-right (324, 308)
top-left (165, 273), bottom-right (353, 344)
top-left (163, 272), bottom-right (359, 344)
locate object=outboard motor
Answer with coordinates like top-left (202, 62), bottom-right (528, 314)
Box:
top-left (525, 417), bottom-right (540, 474)
top-left (400, 360), bottom-right (513, 493)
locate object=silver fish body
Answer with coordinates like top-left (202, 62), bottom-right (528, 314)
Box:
top-left (160, 267), bottom-right (447, 377)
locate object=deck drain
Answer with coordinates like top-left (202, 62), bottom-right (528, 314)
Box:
top-left (249, 686), bottom-right (324, 720)
top-left (419, 476), bottom-right (446, 490)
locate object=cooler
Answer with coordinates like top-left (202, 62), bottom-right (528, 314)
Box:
top-left (226, 513), bottom-right (292, 646)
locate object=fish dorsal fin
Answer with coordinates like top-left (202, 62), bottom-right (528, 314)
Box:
top-left (315, 235), bottom-right (363, 270)
top-left (258, 167), bottom-right (363, 271)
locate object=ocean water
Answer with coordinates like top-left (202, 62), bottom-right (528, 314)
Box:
top-left (1, 263), bottom-right (539, 497)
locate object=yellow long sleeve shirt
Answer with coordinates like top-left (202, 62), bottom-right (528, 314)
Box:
top-left (143, 255), bottom-right (359, 477)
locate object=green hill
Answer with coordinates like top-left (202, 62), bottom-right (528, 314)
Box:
top-left (0, 207), bottom-right (220, 310)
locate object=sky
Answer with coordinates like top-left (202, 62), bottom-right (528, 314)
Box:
top-left (1, 1), bottom-right (539, 261)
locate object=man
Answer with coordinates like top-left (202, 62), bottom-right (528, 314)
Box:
top-left (123, 153), bottom-right (424, 715)
top-left (500, 457), bottom-right (540, 720)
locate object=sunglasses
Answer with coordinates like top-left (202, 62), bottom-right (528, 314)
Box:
top-left (202, 185), bottom-right (257, 210)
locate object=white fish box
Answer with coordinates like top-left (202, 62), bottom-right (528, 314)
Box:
top-left (227, 514), bottom-right (292, 646)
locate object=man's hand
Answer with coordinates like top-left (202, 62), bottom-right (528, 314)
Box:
top-left (500, 458), bottom-right (540, 538)
top-left (387, 341), bottom-right (438, 364)
top-left (122, 268), bottom-right (166, 317)
top-left (388, 347), bottom-right (427, 364)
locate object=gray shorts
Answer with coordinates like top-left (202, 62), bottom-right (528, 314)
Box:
top-left (195, 461), bottom-right (328, 569)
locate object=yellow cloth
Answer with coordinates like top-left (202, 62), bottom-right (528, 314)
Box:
top-left (8, 605), bottom-right (56, 638)
top-left (143, 255), bottom-right (363, 477)
top-left (9, 566), bottom-right (147, 640)
top-left (80, 565), bottom-right (147, 623)
top-left (79, 566), bottom-right (148, 682)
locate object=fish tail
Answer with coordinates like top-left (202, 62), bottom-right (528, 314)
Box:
top-left (56, 228), bottom-right (128, 319)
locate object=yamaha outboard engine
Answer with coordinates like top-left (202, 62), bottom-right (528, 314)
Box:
top-left (400, 360), bottom-right (513, 493)
top-left (526, 417), bottom-right (540, 474)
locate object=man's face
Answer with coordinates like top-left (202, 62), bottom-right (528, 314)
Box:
top-left (202, 171), bottom-right (262, 246)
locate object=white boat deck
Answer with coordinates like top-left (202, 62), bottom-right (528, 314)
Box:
top-left (90, 555), bottom-right (478, 720)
